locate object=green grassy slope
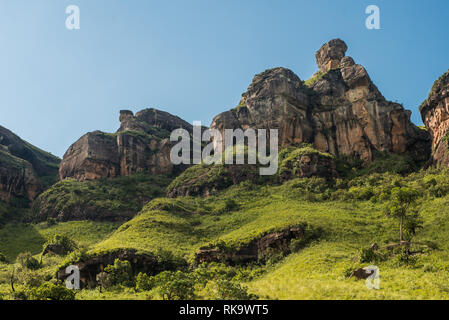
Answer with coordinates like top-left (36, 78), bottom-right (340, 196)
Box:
top-left (2, 159), bottom-right (449, 299)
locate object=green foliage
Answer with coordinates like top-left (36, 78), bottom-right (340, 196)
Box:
top-left (152, 271), bottom-right (196, 300)
top-left (203, 279), bottom-right (257, 300)
top-left (43, 234), bottom-right (78, 256)
top-left (0, 252), bottom-right (7, 263)
top-left (16, 252), bottom-right (41, 270)
top-left (304, 71), bottom-right (324, 87)
top-left (136, 272), bottom-right (155, 292)
top-left (98, 259), bottom-right (134, 289)
top-left (27, 282), bottom-right (76, 300)
top-left (358, 247), bottom-right (384, 263)
top-left (385, 187), bottom-right (420, 242)
top-left (33, 173), bottom-right (172, 220)
top-left (46, 218), bottom-right (57, 227)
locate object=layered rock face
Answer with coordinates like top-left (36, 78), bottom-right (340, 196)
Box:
top-left (59, 108), bottom-right (191, 181)
top-left (211, 39), bottom-right (430, 163)
top-left (0, 126), bottom-right (60, 202)
top-left (420, 70), bottom-right (449, 166)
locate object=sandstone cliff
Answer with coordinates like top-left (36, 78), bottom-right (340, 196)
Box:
top-left (420, 70), bottom-right (449, 166)
top-left (211, 39), bottom-right (430, 163)
top-left (59, 108), bottom-right (192, 181)
top-left (0, 125), bottom-right (60, 203)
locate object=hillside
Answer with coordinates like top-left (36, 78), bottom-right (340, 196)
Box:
top-left (0, 39), bottom-right (449, 301)
top-left (0, 125), bottom-right (60, 224)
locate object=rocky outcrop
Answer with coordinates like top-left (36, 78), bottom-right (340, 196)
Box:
top-left (211, 39), bottom-right (430, 164)
top-left (0, 125), bottom-right (60, 203)
top-left (57, 249), bottom-right (185, 288)
top-left (195, 225), bottom-right (316, 265)
top-left (316, 38), bottom-right (348, 73)
top-left (59, 108), bottom-right (191, 181)
top-left (349, 267), bottom-right (375, 280)
top-left (166, 163), bottom-right (264, 198)
top-left (279, 147), bottom-right (337, 182)
top-left (420, 70), bottom-right (449, 166)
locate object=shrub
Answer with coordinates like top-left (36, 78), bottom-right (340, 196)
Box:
top-left (153, 271), bottom-right (196, 300)
top-left (98, 259), bottom-right (134, 289)
top-left (0, 252), bottom-right (7, 263)
top-left (203, 279), bottom-right (258, 300)
top-left (28, 282), bottom-right (76, 300)
top-left (359, 247), bottom-right (380, 263)
top-left (16, 252), bottom-right (41, 270)
top-left (136, 272), bottom-right (156, 292)
top-left (46, 217), bottom-right (57, 227)
top-left (43, 234), bottom-right (78, 256)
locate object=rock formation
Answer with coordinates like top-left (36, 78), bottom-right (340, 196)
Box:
top-left (211, 39), bottom-right (430, 164)
top-left (59, 108), bottom-right (192, 181)
top-left (195, 225), bottom-right (316, 265)
top-left (420, 70), bottom-right (449, 166)
top-left (0, 125), bottom-right (60, 203)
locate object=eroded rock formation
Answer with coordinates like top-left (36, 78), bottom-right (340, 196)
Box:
top-left (195, 225), bottom-right (316, 265)
top-left (57, 249), bottom-right (185, 288)
top-left (420, 70), bottom-right (449, 166)
top-left (211, 39), bottom-right (430, 164)
top-left (59, 108), bottom-right (192, 181)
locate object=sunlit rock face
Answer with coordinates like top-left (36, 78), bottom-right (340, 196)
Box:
top-left (59, 108), bottom-right (192, 181)
top-left (421, 70), bottom-right (449, 166)
top-left (211, 39), bottom-right (430, 163)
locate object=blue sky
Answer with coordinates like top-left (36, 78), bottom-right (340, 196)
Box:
top-left (0, 0), bottom-right (448, 157)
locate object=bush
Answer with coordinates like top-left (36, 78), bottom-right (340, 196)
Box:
top-left (98, 259), bottom-right (134, 289)
top-left (359, 247), bottom-right (380, 263)
top-left (153, 271), bottom-right (196, 300)
top-left (204, 279), bottom-right (258, 300)
top-left (0, 252), bottom-right (7, 263)
top-left (16, 252), bottom-right (41, 270)
top-left (43, 234), bottom-right (78, 256)
top-left (28, 282), bottom-right (76, 300)
top-left (136, 272), bottom-right (156, 292)
top-left (46, 217), bottom-right (57, 227)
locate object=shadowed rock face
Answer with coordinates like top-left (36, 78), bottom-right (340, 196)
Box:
top-left (420, 70), bottom-right (449, 166)
top-left (0, 125), bottom-right (60, 202)
top-left (211, 39), bottom-right (430, 163)
top-left (59, 108), bottom-right (191, 181)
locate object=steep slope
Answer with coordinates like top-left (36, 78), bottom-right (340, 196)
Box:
top-left (0, 125), bottom-right (60, 204)
top-left (420, 70), bottom-right (449, 166)
top-left (59, 108), bottom-right (192, 181)
top-left (211, 39), bottom-right (430, 163)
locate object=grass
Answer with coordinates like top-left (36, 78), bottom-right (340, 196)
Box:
top-left (2, 165), bottom-right (449, 299)
top-left (32, 173), bottom-right (173, 221)
top-left (0, 221), bottom-right (121, 261)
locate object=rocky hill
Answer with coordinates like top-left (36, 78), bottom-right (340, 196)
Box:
top-left (211, 39), bottom-right (430, 163)
top-left (420, 70), bottom-right (449, 166)
top-left (59, 108), bottom-right (193, 181)
top-left (0, 125), bottom-right (60, 204)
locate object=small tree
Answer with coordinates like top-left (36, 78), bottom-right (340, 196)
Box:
top-left (153, 271), bottom-right (196, 300)
top-left (386, 187), bottom-right (420, 244)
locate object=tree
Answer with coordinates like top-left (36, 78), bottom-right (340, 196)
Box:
top-left (153, 271), bottom-right (196, 300)
top-left (386, 187), bottom-right (420, 244)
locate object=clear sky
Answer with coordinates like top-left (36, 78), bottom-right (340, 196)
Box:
top-left (0, 0), bottom-right (448, 158)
